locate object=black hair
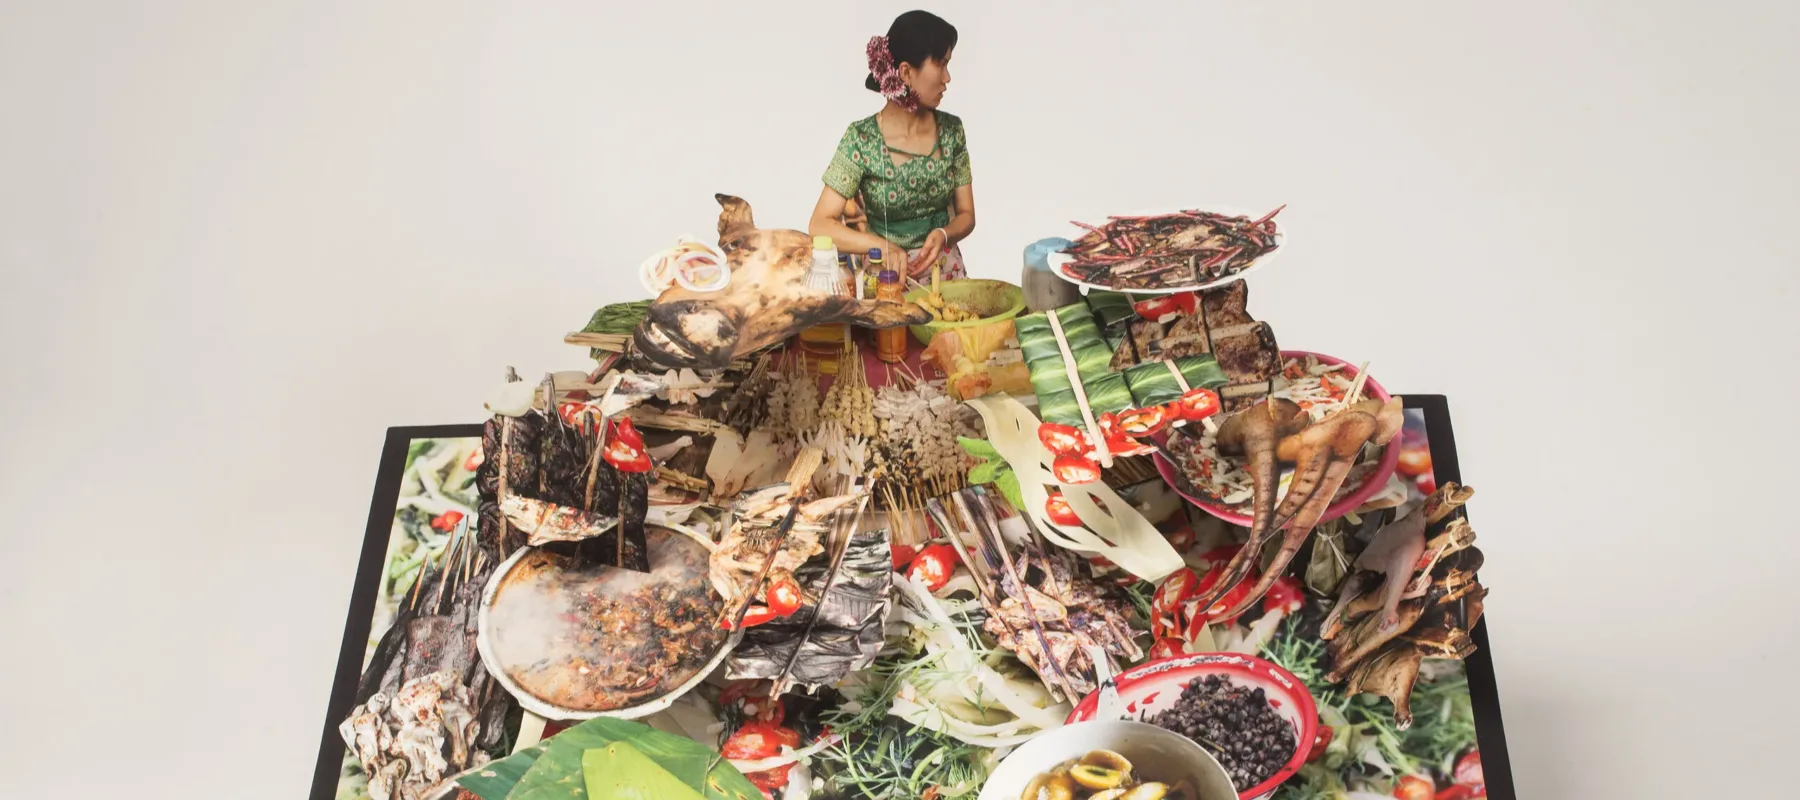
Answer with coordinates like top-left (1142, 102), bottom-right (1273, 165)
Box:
top-left (865, 10), bottom-right (958, 92)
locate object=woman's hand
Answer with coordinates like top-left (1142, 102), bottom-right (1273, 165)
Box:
top-left (908, 228), bottom-right (949, 276)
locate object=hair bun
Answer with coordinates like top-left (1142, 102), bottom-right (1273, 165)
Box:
top-left (864, 73), bottom-right (881, 92)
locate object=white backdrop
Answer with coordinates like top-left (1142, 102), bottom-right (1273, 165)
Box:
top-left (2, 1), bottom-right (1797, 798)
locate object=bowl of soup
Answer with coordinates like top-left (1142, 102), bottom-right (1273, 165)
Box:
top-left (978, 720), bottom-right (1237, 800)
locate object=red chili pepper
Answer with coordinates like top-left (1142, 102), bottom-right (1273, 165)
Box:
top-left (1150, 637), bottom-right (1185, 659)
top-left (1263, 575), bottom-right (1306, 615)
top-left (1184, 562), bottom-right (1255, 631)
top-left (1175, 388), bottom-right (1221, 422)
top-left (463, 449), bottom-right (485, 472)
top-left (1044, 492), bottom-right (1083, 527)
top-left (429, 510), bottom-right (464, 531)
top-left (1097, 412), bottom-right (1156, 457)
top-left (557, 403), bottom-right (582, 425)
top-left (724, 606), bottom-right (781, 629)
top-left (1132, 292), bottom-right (1197, 323)
top-left (890, 543), bottom-right (918, 571)
top-left (1037, 423), bottom-right (1092, 456)
top-left (766, 575), bottom-right (804, 617)
top-left (721, 722), bottom-right (785, 760)
top-left (906, 544), bottom-right (957, 592)
top-left (1162, 525), bottom-right (1196, 553)
top-left (602, 419), bottom-right (653, 472)
top-left (1117, 405), bottom-right (1171, 436)
top-left (1052, 454), bottom-right (1103, 484)
top-left (1305, 725), bottom-right (1335, 763)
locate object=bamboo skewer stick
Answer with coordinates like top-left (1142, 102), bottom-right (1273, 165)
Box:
top-left (1345, 361), bottom-right (1373, 406)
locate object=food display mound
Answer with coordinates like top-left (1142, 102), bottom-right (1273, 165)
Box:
top-left (1157, 352), bottom-right (1399, 525)
top-left (476, 526), bottom-right (733, 720)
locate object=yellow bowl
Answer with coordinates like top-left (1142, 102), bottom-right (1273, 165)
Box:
top-left (902, 279), bottom-right (1027, 346)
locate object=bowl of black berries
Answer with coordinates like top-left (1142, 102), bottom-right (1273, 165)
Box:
top-left (1066, 653), bottom-right (1318, 800)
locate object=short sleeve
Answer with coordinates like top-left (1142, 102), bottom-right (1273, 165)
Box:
top-left (946, 115), bottom-right (972, 188)
top-left (822, 124), bottom-right (865, 199)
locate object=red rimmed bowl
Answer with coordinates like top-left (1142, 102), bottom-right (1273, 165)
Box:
top-left (1155, 351), bottom-right (1400, 527)
top-left (1068, 653), bottom-right (1319, 800)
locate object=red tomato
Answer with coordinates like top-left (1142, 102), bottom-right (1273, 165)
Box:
top-left (1052, 454), bottom-right (1103, 484)
top-left (1454, 750), bottom-right (1484, 788)
top-left (1118, 405), bottom-right (1171, 436)
top-left (745, 766), bottom-right (793, 793)
top-left (1150, 638), bottom-right (1185, 659)
top-left (721, 723), bottom-right (785, 760)
top-left (612, 417), bottom-right (647, 449)
top-left (1393, 775), bottom-right (1434, 800)
top-left (463, 449), bottom-right (484, 472)
top-left (1044, 492), bottom-right (1083, 527)
top-left (1037, 423), bottom-right (1092, 456)
top-left (557, 403), bottom-right (584, 425)
top-left (1397, 447), bottom-right (1433, 478)
top-left (1152, 568), bottom-right (1201, 616)
top-left (890, 543), bottom-right (918, 571)
top-left (1175, 388), bottom-right (1221, 422)
top-left (429, 510), bottom-right (465, 531)
top-left (907, 544), bottom-right (957, 592)
top-left (766, 575), bottom-right (804, 617)
top-left (1307, 725), bottom-right (1334, 763)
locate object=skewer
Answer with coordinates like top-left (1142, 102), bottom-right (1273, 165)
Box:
top-left (431, 523), bottom-right (462, 613)
top-left (1345, 361), bottom-right (1373, 405)
top-left (953, 489), bottom-right (1079, 702)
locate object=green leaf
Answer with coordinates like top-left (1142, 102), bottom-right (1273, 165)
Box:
top-left (584, 743), bottom-right (707, 800)
top-left (967, 459), bottom-right (1005, 486)
top-left (457, 743), bottom-right (549, 799)
top-left (956, 437), bottom-right (1000, 460)
top-left (994, 471), bottom-right (1025, 513)
top-left (469, 718), bottom-right (761, 800)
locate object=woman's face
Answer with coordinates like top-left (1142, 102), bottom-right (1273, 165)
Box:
top-left (903, 49), bottom-right (953, 109)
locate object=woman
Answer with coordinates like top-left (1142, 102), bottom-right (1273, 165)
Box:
top-left (810, 10), bottom-right (974, 280)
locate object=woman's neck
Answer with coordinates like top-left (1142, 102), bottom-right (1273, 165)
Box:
top-left (880, 101), bottom-right (935, 135)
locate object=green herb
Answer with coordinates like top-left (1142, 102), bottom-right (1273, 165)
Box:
top-left (579, 301), bottom-right (653, 358)
top-left (959, 437), bottom-right (1024, 512)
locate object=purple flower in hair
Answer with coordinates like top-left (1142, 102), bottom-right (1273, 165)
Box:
top-left (867, 36), bottom-right (920, 112)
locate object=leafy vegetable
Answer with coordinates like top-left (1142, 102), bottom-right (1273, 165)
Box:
top-left (458, 718), bottom-right (760, 800)
top-left (959, 436), bottom-right (1024, 511)
top-left (583, 742), bottom-right (707, 800)
top-left (580, 301), bottom-right (653, 358)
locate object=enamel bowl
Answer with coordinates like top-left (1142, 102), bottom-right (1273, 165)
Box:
top-left (1155, 350), bottom-right (1400, 527)
top-left (1068, 654), bottom-right (1318, 800)
top-left (978, 719), bottom-right (1238, 800)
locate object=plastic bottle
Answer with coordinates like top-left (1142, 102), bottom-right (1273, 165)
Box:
top-left (799, 236), bottom-right (848, 356)
top-left (873, 250), bottom-right (907, 363)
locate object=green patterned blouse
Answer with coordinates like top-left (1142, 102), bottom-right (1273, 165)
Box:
top-left (822, 111), bottom-right (972, 250)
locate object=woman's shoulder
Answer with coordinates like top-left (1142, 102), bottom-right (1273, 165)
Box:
top-left (935, 110), bottom-right (965, 128)
top-left (841, 114), bottom-right (881, 141)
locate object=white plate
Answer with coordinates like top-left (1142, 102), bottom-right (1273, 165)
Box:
top-left (1045, 205), bottom-right (1289, 295)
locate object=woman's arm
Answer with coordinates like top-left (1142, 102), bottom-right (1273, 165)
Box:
top-left (809, 186), bottom-right (901, 256)
top-left (943, 184), bottom-right (975, 243)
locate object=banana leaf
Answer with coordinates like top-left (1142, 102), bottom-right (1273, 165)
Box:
top-left (584, 742), bottom-right (707, 800)
top-left (1035, 371), bottom-right (1134, 428)
top-left (1121, 355), bottom-right (1229, 408)
top-left (458, 718), bottom-right (760, 800)
top-left (726, 526), bottom-right (891, 688)
top-left (1084, 290), bottom-right (1145, 331)
top-left (1016, 304), bottom-right (1114, 399)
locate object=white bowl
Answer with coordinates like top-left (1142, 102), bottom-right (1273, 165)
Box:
top-left (979, 720), bottom-right (1238, 800)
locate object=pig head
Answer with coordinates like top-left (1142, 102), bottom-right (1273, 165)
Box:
top-left (633, 194), bottom-right (930, 370)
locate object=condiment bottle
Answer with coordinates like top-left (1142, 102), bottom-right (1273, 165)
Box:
top-left (874, 251), bottom-right (907, 363)
top-left (799, 235), bottom-right (848, 357)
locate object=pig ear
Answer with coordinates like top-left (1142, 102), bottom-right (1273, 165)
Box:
top-left (715, 194), bottom-right (756, 243)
